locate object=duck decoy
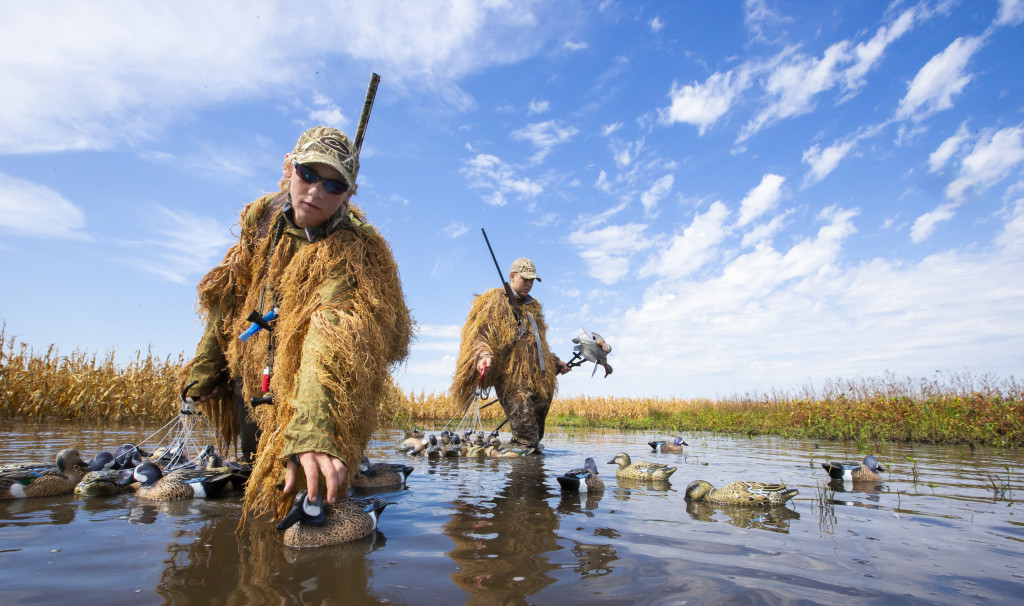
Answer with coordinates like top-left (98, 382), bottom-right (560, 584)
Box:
top-left (821, 455), bottom-right (885, 482)
top-left (466, 444), bottom-right (488, 458)
top-left (0, 448), bottom-right (90, 499)
top-left (484, 446), bottom-right (521, 458)
top-left (404, 427), bottom-right (425, 440)
top-left (198, 447), bottom-right (252, 491)
top-left (556, 457), bottom-right (605, 493)
top-left (684, 479), bottom-right (798, 505)
top-left (351, 456), bottom-right (413, 489)
top-left (74, 469), bottom-right (134, 497)
top-left (425, 435), bottom-right (442, 459)
top-left (607, 452), bottom-right (677, 481)
top-left (281, 491), bottom-right (390, 548)
top-left (398, 436), bottom-right (427, 455)
top-left (566, 329), bottom-right (613, 377)
top-left (442, 434), bottom-right (463, 458)
top-left (124, 462), bottom-right (232, 500)
top-left (113, 443), bottom-right (146, 469)
top-left (86, 451), bottom-right (116, 471)
top-left (648, 437), bottom-right (688, 454)
top-left (472, 431), bottom-right (486, 447)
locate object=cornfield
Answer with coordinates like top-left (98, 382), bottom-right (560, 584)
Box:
top-left (3, 325), bottom-right (1022, 447)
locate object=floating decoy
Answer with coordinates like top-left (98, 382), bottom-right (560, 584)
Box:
top-left (648, 437), bottom-right (688, 454)
top-left (442, 434), bottom-right (463, 458)
top-left (86, 451), bottom-right (116, 471)
top-left (821, 455), bottom-right (885, 482)
top-left (607, 453), bottom-right (677, 481)
top-left (281, 492), bottom-right (390, 548)
top-left (113, 443), bottom-right (146, 469)
top-left (125, 462), bottom-right (232, 500)
top-left (74, 469), bottom-right (134, 497)
top-left (398, 436), bottom-right (427, 455)
top-left (556, 457), bottom-right (605, 493)
top-left (485, 446), bottom-right (522, 458)
top-left (684, 480), bottom-right (798, 505)
top-left (351, 456), bottom-right (413, 489)
top-left (425, 435), bottom-right (442, 459)
top-left (404, 427), bottom-right (425, 440)
top-left (197, 448), bottom-right (252, 491)
top-left (466, 444), bottom-right (488, 458)
top-left (0, 448), bottom-right (90, 499)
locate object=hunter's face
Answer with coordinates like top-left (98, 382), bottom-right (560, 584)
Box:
top-left (509, 272), bottom-right (534, 298)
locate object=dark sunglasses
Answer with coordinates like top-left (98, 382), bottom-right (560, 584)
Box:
top-left (292, 161), bottom-right (350, 195)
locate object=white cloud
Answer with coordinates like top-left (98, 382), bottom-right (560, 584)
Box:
top-left (842, 6), bottom-right (919, 94)
top-left (640, 201), bottom-right (730, 280)
top-left (443, 221), bottom-right (469, 238)
top-left (460, 153), bottom-right (543, 206)
top-left (650, 16), bottom-right (665, 32)
top-left (945, 126), bottom-right (1024, 201)
top-left (996, 0), bottom-right (1024, 26)
top-left (736, 173), bottom-right (785, 227)
top-left (660, 70), bottom-right (751, 135)
top-left (802, 139), bottom-right (857, 187)
top-left (602, 122), bottom-right (623, 136)
top-left (929, 122), bottom-right (970, 173)
top-left (640, 174), bottom-right (675, 215)
top-left (308, 92), bottom-right (347, 127)
top-left (527, 99), bottom-right (550, 115)
top-left (0, 173), bottom-right (89, 239)
top-left (896, 36), bottom-right (984, 121)
top-left (564, 41), bottom-right (588, 51)
top-left (569, 223), bottom-right (653, 285)
top-left (122, 206), bottom-right (235, 283)
top-left (911, 203), bottom-right (959, 243)
top-left (0, 0), bottom-right (566, 153)
top-left (511, 120), bottom-right (579, 163)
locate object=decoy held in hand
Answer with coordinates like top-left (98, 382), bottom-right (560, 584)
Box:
top-left (821, 455), bottom-right (885, 482)
top-left (607, 452), bottom-right (677, 481)
top-left (280, 490), bottom-right (390, 548)
top-left (568, 329), bottom-right (613, 377)
top-left (684, 480), bottom-right (798, 505)
top-left (648, 437), bottom-right (688, 453)
top-left (556, 457), bottom-right (605, 493)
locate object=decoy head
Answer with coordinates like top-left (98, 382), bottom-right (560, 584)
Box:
top-left (863, 455), bottom-right (884, 472)
top-left (57, 449), bottom-right (89, 473)
top-left (114, 443), bottom-right (144, 469)
top-left (584, 457), bottom-right (599, 475)
top-left (133, 462), bottom-right (163, 487)
top-left (607, 452), bottom-right (631, 467)
top-left (87, 451), bottom-right (115, 472)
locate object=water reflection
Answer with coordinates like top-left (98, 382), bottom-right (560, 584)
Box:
top-left (684, 499), bottom-right (800, 533)
top-left (555, 489), bottom-right (603, 515)
top-left (444, 457), bottom-right (561, 604)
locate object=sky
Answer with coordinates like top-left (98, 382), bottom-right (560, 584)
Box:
top-left (1, 0), bottom-right (1023, 400)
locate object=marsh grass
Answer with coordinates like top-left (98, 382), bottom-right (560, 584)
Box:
top-left (2, 326), bottom-right (1022, 447)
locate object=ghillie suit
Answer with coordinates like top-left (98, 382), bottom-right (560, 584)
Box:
top-left (184, 191), bottom-right (412, 524)
top-left (449, 288), bottom-right (558, 449)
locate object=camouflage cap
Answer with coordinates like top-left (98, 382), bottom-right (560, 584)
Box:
top-left (510, 257), bottom-right (541, 281)
top-left (290, 126), bottom-right (358, 188)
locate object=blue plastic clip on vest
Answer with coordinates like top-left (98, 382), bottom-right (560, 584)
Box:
top-left (239, 308), bottom-right (279, 341)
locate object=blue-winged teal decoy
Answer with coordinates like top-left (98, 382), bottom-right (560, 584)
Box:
top-left (351, 456), bottom-right (413, 489)
top-left (126, 462), bottom-right (232, 500)
top-left (821, 455), bottom-right (884, 482)
top-left (113, 443), bottom-right (146, 469)
top-left (86, 451), bottom-right (116, 471)
top-left (0, 448), bottom-right (90, 499)
top-left (648, 437), bottom-right (688, 454)
top-left (74, 469), bottom-right (134, 497)
top-left (685, 480), bottom-right (798, 505)
top-left (279, 490), bottom-right (389, 548)
top-left (425, 435), bottom-right (442, 459)
top-left (607, 453), bottom-right (677, 481)
top-left (557, 457), bottom-right (605, 493)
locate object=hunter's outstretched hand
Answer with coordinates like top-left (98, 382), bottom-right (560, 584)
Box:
top-left (283, 451), bottom-right (348, 504)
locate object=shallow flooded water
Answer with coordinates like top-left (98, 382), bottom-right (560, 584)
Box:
top-left (1, 419), bottom-right (1022, 605)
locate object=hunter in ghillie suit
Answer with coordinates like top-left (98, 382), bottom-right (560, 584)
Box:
top-left (449, 257), bottom-right (571, 451)
top-left (184, 123), bottom-right (412, 525)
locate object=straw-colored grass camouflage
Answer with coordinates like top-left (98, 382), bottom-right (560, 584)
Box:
top-left (3, 325), bottom-right (1022, 447)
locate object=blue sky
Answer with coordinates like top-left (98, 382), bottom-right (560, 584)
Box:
top-left (1, 0), bottom-right (1022, 399)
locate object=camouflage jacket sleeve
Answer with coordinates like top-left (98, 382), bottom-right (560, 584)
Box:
top-left (185, 302), bottom-right (230, 397)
